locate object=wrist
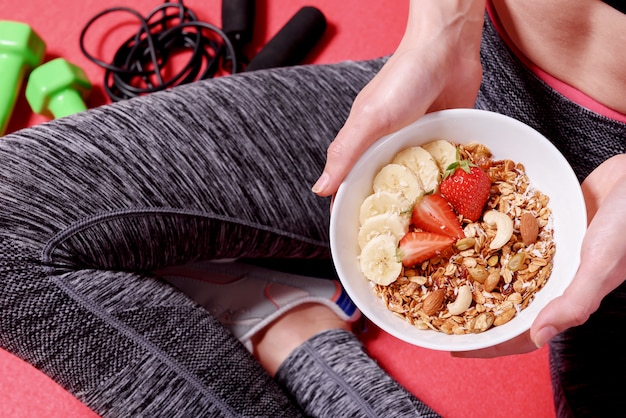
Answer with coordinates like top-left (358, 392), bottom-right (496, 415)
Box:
top-left (401, 0), bottom-right (486, 51)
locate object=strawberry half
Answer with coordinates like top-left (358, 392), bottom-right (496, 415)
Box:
top-left (411, 194), bottom-right (464, 240)
top-left (398, 231), bottom-right (455, 267)
top-left (439, 155), bottom-right (492, 222)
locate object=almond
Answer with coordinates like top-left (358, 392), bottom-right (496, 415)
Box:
top-left (520, 212), bottom-right (539, 246)
top-left (494, 308), bottom-right (517, 326)
top-left (483, 270), bottom-right (501, 292)
top-left (422, 289), bottom-right (446, 316)
top-left (467, 264), bottom-right (489, 283)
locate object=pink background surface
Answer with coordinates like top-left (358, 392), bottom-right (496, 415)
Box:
top-left (0, 1), bottom-right (555, 417)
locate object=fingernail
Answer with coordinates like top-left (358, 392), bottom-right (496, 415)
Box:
top-left (534, 326), bottom-right (558, 348)
top-left (312, 173), bottom-right (329, 194)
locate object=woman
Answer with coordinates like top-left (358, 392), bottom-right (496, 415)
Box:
top-left (0, 1), bottom-right (624, 417)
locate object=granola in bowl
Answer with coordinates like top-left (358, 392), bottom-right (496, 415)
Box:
top-left (364, 141), bottom-right (555, 335)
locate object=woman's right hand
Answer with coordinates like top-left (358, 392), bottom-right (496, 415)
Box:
top-left (312, 0), bottom-right (486, 197)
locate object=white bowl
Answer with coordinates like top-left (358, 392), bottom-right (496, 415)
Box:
top-left (330, 109), bottom-right (586, 351)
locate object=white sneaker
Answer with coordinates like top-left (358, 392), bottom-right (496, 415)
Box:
top-left (156, 260), bottom-right (360, 349)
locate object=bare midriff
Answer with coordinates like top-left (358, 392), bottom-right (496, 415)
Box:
top-left (492, 0), bottom-right (626, 114)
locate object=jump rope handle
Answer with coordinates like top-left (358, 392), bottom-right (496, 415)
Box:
top-left (245, 6), bottom-right (326, 72)
top-left (221, 0), bottom-right (255, 50)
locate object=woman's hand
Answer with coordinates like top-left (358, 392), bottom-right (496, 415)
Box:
top-left (454, 153), bottom-right (626, 358)
top-left (312, 0), bottom-right (486, 196)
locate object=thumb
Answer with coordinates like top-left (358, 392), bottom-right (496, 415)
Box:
top-left (530, 270), bottom-right (602, 348)
top-left (311, 116), bottom-right (385, 197)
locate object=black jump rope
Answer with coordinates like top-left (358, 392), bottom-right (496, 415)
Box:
top-left (79, 0), bottom-right (327, 101)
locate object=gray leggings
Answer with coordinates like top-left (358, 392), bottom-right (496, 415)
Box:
top-left (0, 60), bottom-right (437, 418)
top-left (0, 13), bottom-right (624, 418)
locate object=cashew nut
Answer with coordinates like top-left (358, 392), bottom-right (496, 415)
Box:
top-left (446, 285), bottom-right (473, 316)
top-left (483, 210), bottom-right (514, 250)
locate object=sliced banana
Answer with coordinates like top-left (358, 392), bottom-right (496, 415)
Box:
top-left (357, 213), bottom-right (409, 250)
top-left (359, 190), bottom-right (412, 224)
top-left (422, 139), bottom-right (458, 173)
top-left (359, 234), bottom-right (403, 285)
top-left (392, 146), bottom-right (441, 193)
top-left (372, 163), bottom-right (424, 204)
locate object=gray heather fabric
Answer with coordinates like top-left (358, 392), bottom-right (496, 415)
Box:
top-left (276, 330), bottom-right (440, 418)
top-left (477, 15), bottom-right (626, 418)
top-left (0, 59), bottom-right (441, 418)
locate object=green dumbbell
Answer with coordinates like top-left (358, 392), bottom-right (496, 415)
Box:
top-left (0, 20), bottom-right (46, 136)
top-left (25, 58), bottom-right (92, 119)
